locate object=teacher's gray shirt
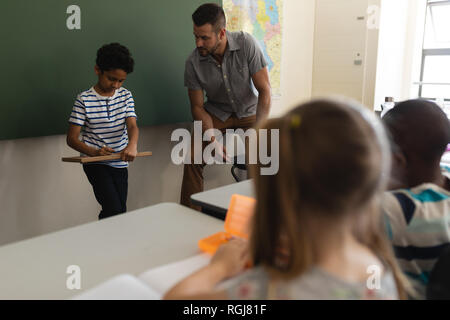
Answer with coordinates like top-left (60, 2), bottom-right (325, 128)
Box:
top-left (184, 31), bottom-right (268, 122)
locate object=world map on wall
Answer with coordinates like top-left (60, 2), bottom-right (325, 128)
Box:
top-left (223, 0), bottom-right (283, 96)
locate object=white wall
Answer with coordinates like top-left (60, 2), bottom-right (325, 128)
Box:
top-left (0, 0), bottom-right (316, 246)
top-left (270, 0), bottom-right (316, 117)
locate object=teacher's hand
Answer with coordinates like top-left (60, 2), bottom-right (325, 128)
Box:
top-left (211, 138), bottom-right (230, 163)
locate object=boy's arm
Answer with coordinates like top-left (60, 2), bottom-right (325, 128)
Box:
top-left (120, 117), bottom-right (139, 161)
top-left (66, 124), bottom-right (114, 156)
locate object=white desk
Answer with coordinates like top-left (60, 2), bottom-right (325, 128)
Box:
top-left (191, 179), bottom-right (254, 219)
top-left (0, 203), bottom-right (222, 299)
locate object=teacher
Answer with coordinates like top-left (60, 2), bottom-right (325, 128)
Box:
top-left (180, 3), bottom-right (272, 210)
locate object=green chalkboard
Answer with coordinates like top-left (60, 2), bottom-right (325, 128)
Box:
top-left (0, 0), bottom-right (220, 140)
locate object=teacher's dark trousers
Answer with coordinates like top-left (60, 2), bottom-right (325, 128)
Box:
top-left (83, 164), bottom-right (128, 220)
top-left (180, 113), bottom-right (256, 211)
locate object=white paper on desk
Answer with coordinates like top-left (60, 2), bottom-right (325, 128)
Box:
top-left (138, 253), bottom-right (210, 295)
top-left (71, 274), bottom-right (161, 300)
top-left (69, 254), bottom-right (210, 300)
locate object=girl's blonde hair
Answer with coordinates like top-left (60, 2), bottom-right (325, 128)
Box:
top-left (249, 98), bottom-right (411, 299)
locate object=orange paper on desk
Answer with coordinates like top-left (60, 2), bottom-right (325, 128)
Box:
top-left (198, 194), bottom-right (256, 255)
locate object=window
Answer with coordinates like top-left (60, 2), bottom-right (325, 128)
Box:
top-left (418, 0), bottom-right (450, 103)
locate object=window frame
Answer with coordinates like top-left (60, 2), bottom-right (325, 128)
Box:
top-left (418, 0), bottom-right (450, 100)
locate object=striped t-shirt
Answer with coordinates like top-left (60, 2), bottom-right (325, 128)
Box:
top-left (382, 167), bottom-right (450, 297)
top-left (68, 87), bottom-right (137, 168)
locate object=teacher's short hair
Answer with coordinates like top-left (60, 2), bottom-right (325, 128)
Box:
top-left (192, 3), bottom-right (226, 32)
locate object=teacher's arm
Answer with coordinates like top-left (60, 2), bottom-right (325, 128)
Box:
top-left (189, 89), bottom-right (215, 135)
top-left (189, 89), bottom-right (227, 160)
top-left (252, 67), bottom-right (272, 124)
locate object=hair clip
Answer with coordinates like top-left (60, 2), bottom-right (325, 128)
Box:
top-left (290, 115), bottom-right (302, 128)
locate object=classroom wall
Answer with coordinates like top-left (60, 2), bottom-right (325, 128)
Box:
top-left (0, 0), bottom-right (316, 247)
top-left (270, 0), bottom-right (316, 116)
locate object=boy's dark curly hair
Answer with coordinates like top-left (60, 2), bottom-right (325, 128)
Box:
top-left (96, 43), bottom-right (134, 74)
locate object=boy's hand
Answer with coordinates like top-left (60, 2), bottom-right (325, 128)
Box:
top-left (96, 146), bottom-right (114, 156)
top-left (121, 144), bottom-right (138, 162)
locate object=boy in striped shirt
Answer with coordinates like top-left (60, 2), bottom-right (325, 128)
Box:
top-left (67, 43), bottom-right (139, 220)
top-left (382, 99), bottom-right (450, 298)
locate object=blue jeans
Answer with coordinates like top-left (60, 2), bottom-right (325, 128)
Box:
top-left (83, 164), bottom-right (128, 220)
